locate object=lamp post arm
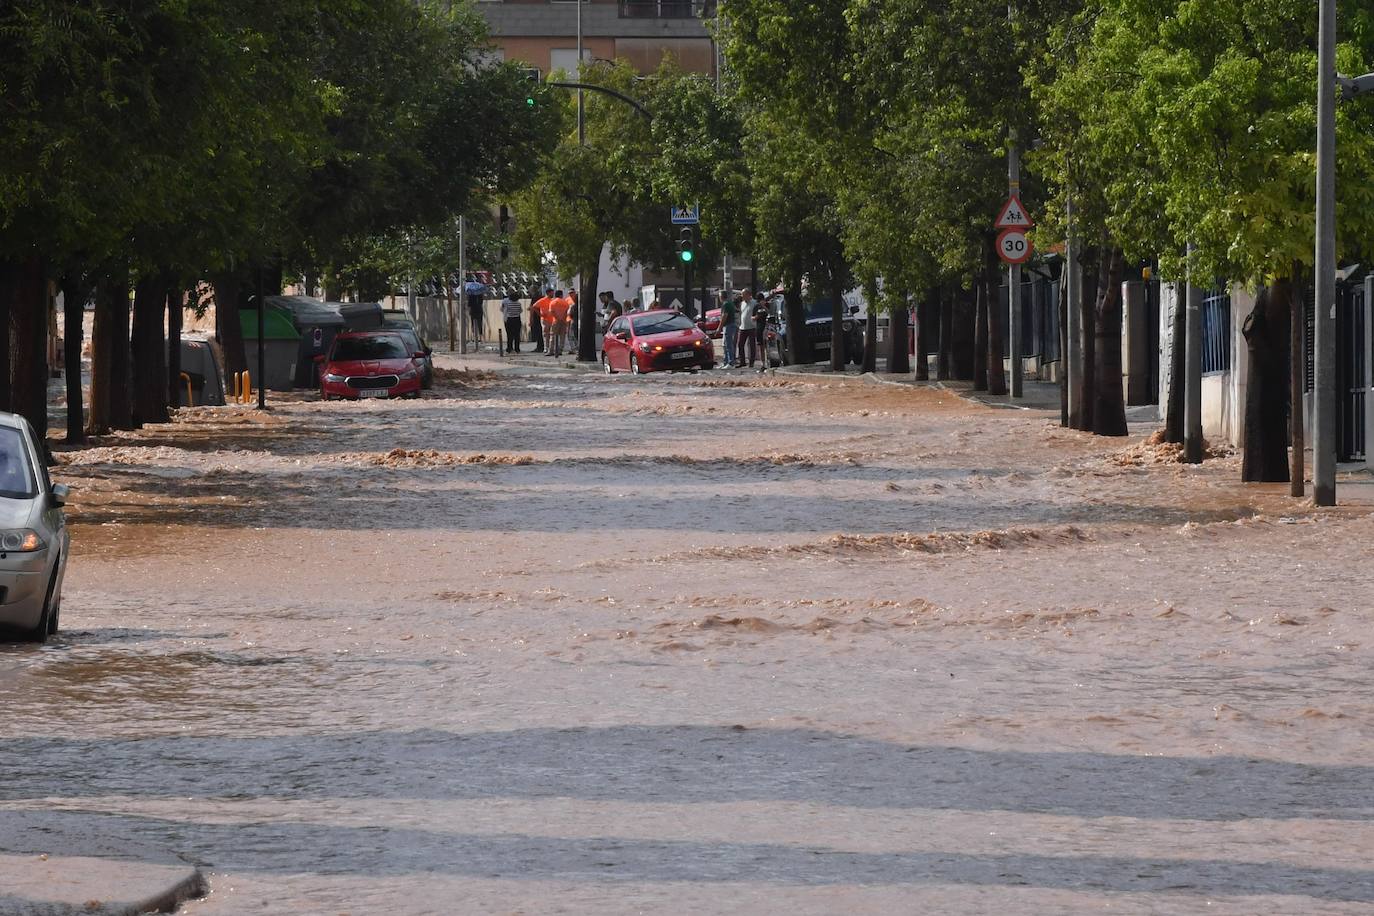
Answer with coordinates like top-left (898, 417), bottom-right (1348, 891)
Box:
top-left (1338, 72), bottom-right (1374, 101)
top-left (546, 81), bottom-right (652, 120)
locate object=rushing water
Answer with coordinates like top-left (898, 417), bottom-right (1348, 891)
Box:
top-left (2, 363), bottom-right (1373, 914)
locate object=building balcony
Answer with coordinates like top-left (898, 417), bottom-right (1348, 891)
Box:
top-left (618, 0), bottom-right (715, 19)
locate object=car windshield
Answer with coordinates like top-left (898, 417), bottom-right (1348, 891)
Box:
top-left (805, 300), bottom-right (834, 319)
top-left (331, 335), bottom-right (408, 361)
top-left (0, 426), bottom-right (36, 499)
top-left (632, 313), bottom-right (695, 336)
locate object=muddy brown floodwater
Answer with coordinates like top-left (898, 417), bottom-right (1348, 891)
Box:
top-left (4, 358), bottom-right (1374, 914)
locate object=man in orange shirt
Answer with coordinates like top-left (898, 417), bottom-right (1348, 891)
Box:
top-left (547, 290), bottom-right (571, 357)
top-left (529, 288), bottom-right (552, 354)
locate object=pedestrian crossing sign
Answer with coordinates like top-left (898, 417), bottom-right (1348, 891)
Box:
top-left (670, 204), bottom-right (700, 225)
top-left (994, 195), bottom-right (1033, 229)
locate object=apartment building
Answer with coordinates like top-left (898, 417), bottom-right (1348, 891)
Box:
top-left (476, 0), bottom-right (717, 79)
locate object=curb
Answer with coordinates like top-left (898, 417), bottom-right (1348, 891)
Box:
top-left (117, 869), bottom-right (209, 916)
top-left (7, 867), bottom-right (207, 916)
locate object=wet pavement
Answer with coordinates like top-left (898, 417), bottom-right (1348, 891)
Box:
top-left (4, 356), bottom-right (1374, 914)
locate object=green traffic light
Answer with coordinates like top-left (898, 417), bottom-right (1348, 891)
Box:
top-left (526, 97), bottom-right (535, 107)
top-left (680, 250), bottom-right (693, 263)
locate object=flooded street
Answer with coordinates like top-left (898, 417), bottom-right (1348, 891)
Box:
top-left (4, 360), bottom-right (1374, 914)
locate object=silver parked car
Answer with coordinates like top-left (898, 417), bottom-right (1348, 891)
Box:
top-left (0, 413), bottom-right (69, 642)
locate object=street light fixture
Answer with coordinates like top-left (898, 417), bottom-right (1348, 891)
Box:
top-left (1338, 72), bottom-right (1374, 101)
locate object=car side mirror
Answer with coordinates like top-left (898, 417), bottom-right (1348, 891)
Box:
top-left (50, 483), bottom-right (69, 507)
top-left (414, 351), bottom-right (426, 359)
top-left (616, 332), bottom-right (630, 341)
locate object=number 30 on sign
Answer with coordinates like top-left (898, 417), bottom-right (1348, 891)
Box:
top-left (996, 228), bottom-right (1032, 265)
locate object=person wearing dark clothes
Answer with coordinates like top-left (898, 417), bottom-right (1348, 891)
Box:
top-left (501, 293), bottom-right (523, 353)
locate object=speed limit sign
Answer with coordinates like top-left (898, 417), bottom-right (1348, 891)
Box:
top-left (996, 228), bottom-right (1032, 265)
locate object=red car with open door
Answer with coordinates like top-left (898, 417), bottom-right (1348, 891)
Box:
top-left (602, 310), bottom-right (714, 374)
top-left (318, 331), bottom-right (424, 400)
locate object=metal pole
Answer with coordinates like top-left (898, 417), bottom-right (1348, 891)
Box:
top-left (458, 216), bottom-right (468, 356)
top-left (576, 0), bottom-right (585, 147)
top-left (255, 265), bottom-right (266, 410)
top-left (1313, 0), bottom-right (1338, 504)
top-left (1066, 192), bottom-right (1080, 423)
top-left (1184, 244), bottom-right (1203, 463)
top-left (1008, 131), bottom-right (1022, 398)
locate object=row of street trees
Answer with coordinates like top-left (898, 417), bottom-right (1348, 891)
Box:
top-left (517, 1), bottom-right (1374, 477)
top-left (2, 0), bottom-right (555, 448)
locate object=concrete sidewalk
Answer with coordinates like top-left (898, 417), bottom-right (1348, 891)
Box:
top-left (0, 811), bottom-right (207, 915)
top-left (0, 854), bottom-right (205, 915)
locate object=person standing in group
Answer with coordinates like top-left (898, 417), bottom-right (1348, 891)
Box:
top-left (548, 289), bottom-right (570, 357)
top-left (752, 293), bottom-right (773, 370)
top-left (530, 288), bottom-right (552, 354)
top-left (567, 291), bottom-right (579, 353)
top-left (501, 291), bottom-right (523, 354)
top-left (738, 289), bottom-right (757, 368)
top-left (719, 293), bottom-right (739, 368)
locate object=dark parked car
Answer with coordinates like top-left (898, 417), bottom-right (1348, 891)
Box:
top-left (777, 297), bottom-right (865, 365)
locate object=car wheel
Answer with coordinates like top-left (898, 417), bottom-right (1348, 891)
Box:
top-left (630, 354), bottom-right (641, 375)
top-left (26, 568), bottom-right (58, 644)
top-left (689, 367), bottom-right (700, 374)
top-left (602, 353), bottom-right (616, 375)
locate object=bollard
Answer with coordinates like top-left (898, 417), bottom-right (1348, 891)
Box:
top-left (241, 370), bottom-right (252, 404)
top-left (228, 372), bottom-right (238, 401)
top-left (180, 372), bottom-right (193, 408)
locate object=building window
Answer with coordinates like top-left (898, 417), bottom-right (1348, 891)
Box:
top-left (1201, 286), bottom-right (1231, 374)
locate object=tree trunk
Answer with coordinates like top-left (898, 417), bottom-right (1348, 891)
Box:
top-left (951, 288), bottom-right (976, 380)
top-left (914, 293), bottom-right (930, 380)
top-left (1290, 263), bottom-right (1305, 496)
top-left (936, 289), bottom-right (952, 381)
top-left (1077, 248), bottom-right (1100, 431)
top-left (784, 277), bottom-right (808, 365)
top-left (1092, 247), bottom-right (1128, 436)
top-left (9, 256), bottom-right (50, 445)
top-left (213, 272), bottom-right (247, 377)
top-left (61, 275), bottom-right (87, 444)
top-left (131, 274), bottom-right (168, 427)
top-left (578, 266), bottom-right (599, 362)
top-left (0, 261), bottom-right (15, 414)
top-left (1240, 278), bottom-right (1293, 482)
top-left (1058, 264), bottom-right (1069, 426)
top-left (986, 247), bottom-right (1007, 396)
top-left (89, 271), bottom-right (130, 435)
top-left (861, 279), bottom-right (878, 374)
top-left (974, 280), bottom-right (989, 391)
top-left (1164, 281), bottom-right (1187, 443)
top-left (166, 285), bottom-right (183, 409)
top-left (887, 297), bottom-right (910, 374)
top-left (829, 273), bottom-right (845, 372)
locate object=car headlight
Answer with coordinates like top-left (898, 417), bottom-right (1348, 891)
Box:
top-left (323, 373), bottom-right (346, 383)
top-left (0, 529), bottom-right (44, 552)
top-left (842, 320), bottom-right (855, 331)
top-left (639, 342), bottom-right (652, 352)
top-left (400, 368), bottom-right (418, 379)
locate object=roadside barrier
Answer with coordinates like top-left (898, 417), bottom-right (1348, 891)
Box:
top-left (179, 372), bottom-right (193, 407)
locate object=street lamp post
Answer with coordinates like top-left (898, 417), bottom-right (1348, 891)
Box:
top-left (1313, 0), bottom-right (1337, 504)
top-left (577, 0), bottom-right (585, 146)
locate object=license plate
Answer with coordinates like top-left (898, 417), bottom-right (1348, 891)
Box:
top-left (671, 351), bottom-right (695, 360)
top-left (358, 389), bottom-right (389, 398)
top-left (815, 340), bottom-right (831, 349)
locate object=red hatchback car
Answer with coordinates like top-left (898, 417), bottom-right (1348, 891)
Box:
top-left (318, 331), bottom-right (424, 400)
top-left (602, 310), bottom-right (714, 374)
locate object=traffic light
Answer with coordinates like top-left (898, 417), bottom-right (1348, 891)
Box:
top-left (677, 227), bottom-right (695, 263)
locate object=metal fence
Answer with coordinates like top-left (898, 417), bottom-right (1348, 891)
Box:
top-left (1201, 287), bottom-right (1231, 374)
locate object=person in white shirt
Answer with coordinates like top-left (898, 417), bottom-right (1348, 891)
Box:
top-left (738, 292), bottom-right (757, 367)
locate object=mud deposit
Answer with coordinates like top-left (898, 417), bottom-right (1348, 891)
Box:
top-left (4, 360), bottom-right (1374, 914)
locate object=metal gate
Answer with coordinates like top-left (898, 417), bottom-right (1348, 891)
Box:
top-left (1338, 279), bottom-right (1368, 462)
